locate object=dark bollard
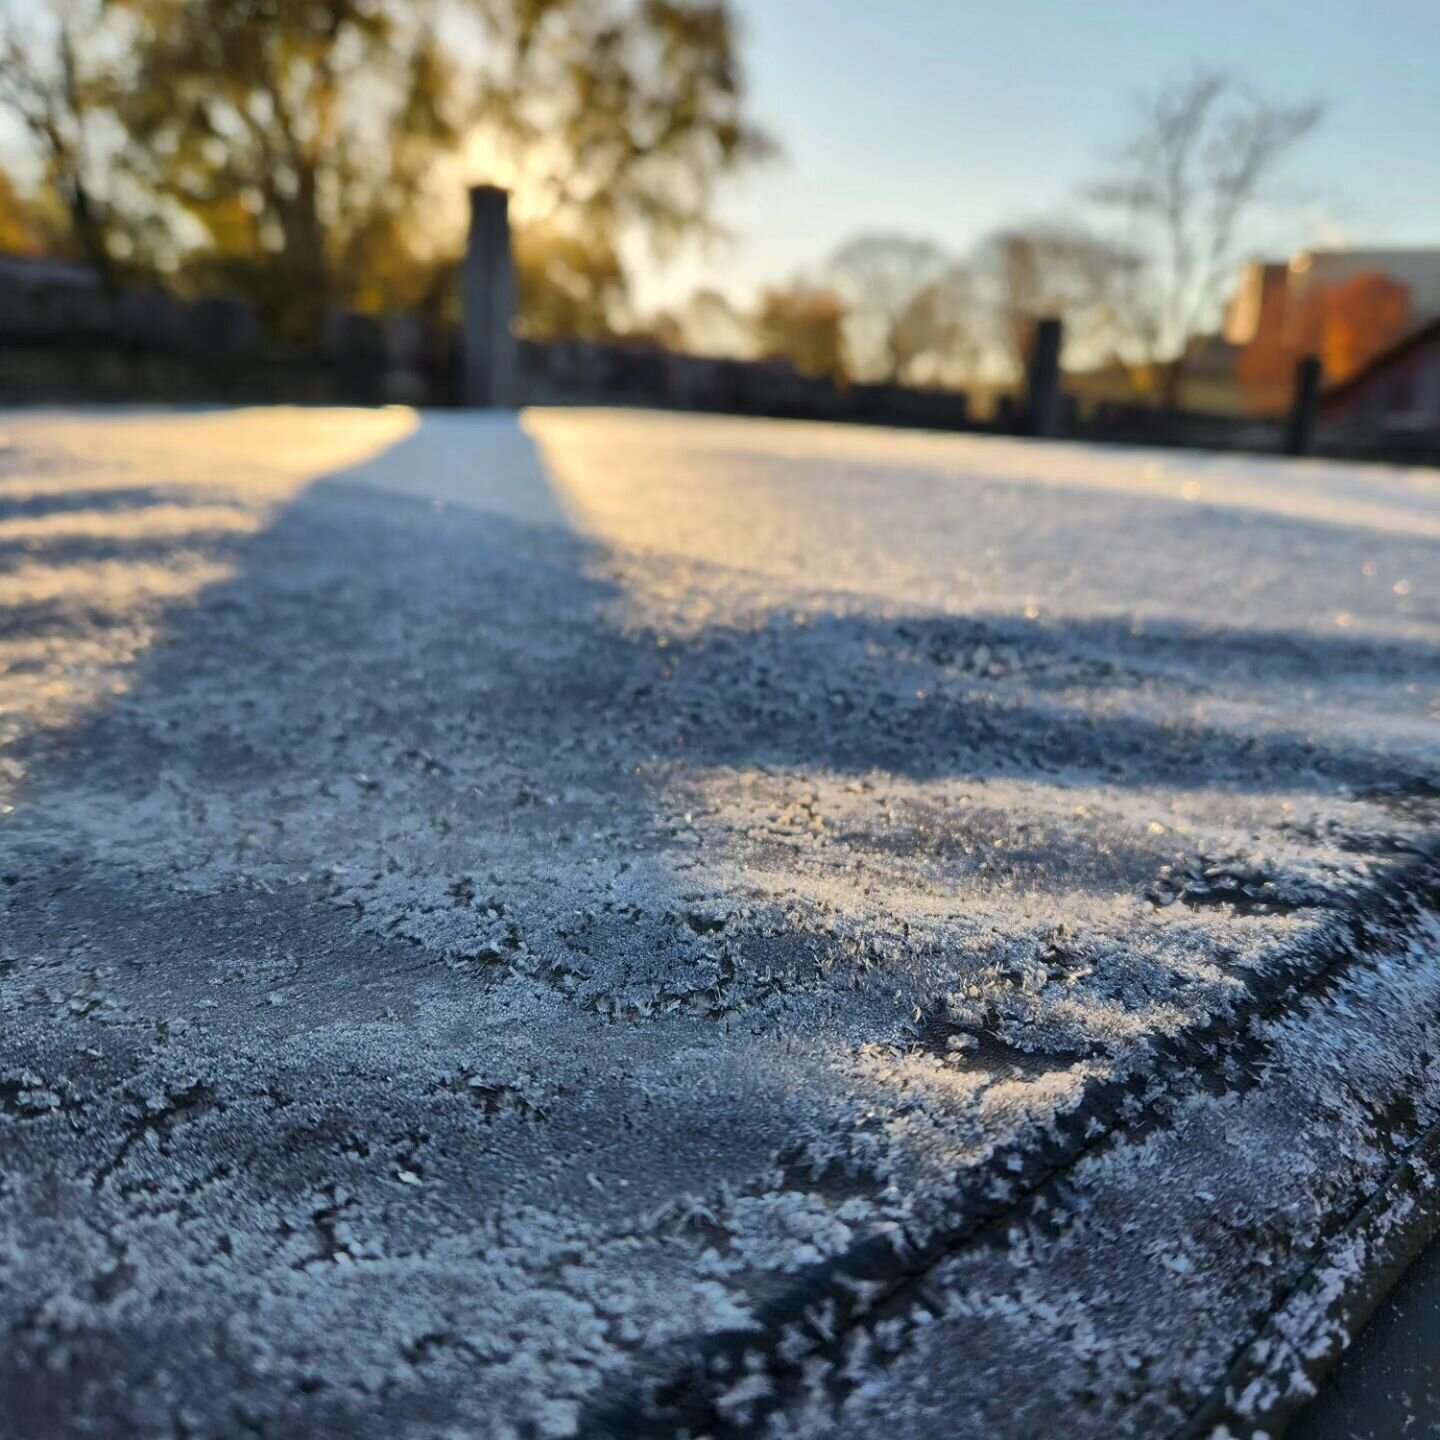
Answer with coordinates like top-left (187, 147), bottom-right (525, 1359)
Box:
top-left (463, 185), bottom-right (519, 409)
top-left (1285, 355), bottom-right (1323, 457)
top-left (1024, 317), bottom-right (1063, 438)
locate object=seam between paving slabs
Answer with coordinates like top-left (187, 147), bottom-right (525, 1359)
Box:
top-left (578, 840), bottom-right (1440, 1439)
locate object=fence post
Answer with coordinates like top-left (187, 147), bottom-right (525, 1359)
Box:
top-left (1024, 317), bottom-right (1063, 438)
top-left (1285, 354), bottom-right (1322, 457)
top-left (463, 185), bottom-right (518, 408)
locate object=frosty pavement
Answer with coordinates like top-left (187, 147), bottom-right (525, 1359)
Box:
top-left (1, 407), bottom-right (1438, 1439)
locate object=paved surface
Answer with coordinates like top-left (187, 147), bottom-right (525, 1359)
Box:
top-left (1, 407), bottom-right (1438, 1440)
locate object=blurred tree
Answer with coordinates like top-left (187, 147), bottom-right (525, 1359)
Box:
top-left (887, 267), bottom-right (980, 387)
top-left (825, 234), bottom-right (951, 382)
top-left (753, 283), bottom-right (848, 381)
top-left (0, 0), bottom-right (136, 285)
top-left (0, 167), bottom-right (57, 255)
top-left (514, 222), bottom-right (628, 340)
top-left (1090, 72), bottom-right (1322, 406)
top-left (0, 0), bottom-right (772, 341)
top-left (474, 0), bottom-right (773, 251)
top-left (975, 222), bottom-right (1147, 379)
top-left (111, 0), bottom-right (468, 340)
top-left (679, 286), bottom-right (752, 358)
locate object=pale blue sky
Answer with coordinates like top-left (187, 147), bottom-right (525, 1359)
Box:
top-left (631, 0), bottom-right (1440, 310)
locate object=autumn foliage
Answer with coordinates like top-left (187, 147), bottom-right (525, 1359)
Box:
top-left (754, 286), bottom-right (849, 382)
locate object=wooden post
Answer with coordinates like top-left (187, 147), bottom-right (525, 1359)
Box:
top-left (463, 185), bottom-right (518, 408)
top-left (1285, 354), bottom-right (1322, 457)
top-left (1024, 317), bottom-right (1063, 438)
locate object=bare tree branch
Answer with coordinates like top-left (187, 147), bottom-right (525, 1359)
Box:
top-left (1089, 72), bottom-right (1322, 405)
